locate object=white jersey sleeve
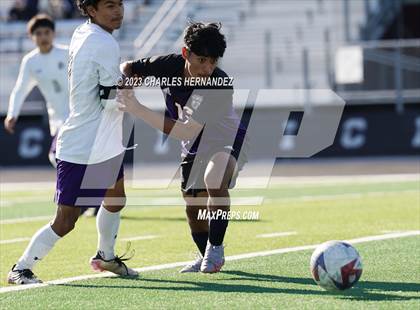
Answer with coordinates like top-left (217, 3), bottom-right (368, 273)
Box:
top-left (7, 55), bottom-right (37, 118)
top-left (94, 46), bottom-right (121, 110)
top-left (94, 44), bottom-right (120, 85)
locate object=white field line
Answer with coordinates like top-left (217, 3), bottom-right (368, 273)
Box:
top-left (0, 230), bottom-right (419, 294)
top-left (256, 232), bottom-right (297, 238)
top-left (1, 189), bottom-right (417, 225)
top-left (120, 235), bottom-right (159, 242)
top-left (0, 238), bottom-right (31, 245)
top-left (1, 173), bottom-right (418, 192)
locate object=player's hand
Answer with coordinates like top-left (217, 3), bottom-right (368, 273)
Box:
top-left (4, 116), bottom-right (16, 134)
top-left (120, 61), bottom-right (133, 77)
top-left (117, 89), bottom-right (139, 114)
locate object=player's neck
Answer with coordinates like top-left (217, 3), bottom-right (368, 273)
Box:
top-left (90, 19), bottom-right (113, 34)
top-left (39, 45), bottom-right (53, 54)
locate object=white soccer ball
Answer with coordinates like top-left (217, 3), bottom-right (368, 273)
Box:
top-left (310, 240), bottom-right (363, 291)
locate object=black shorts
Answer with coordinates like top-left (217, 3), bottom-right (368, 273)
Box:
top-left (180, 141), bottom-right (248, 197)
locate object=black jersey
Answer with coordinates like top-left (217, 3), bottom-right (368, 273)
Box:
top-left (131, 54), bottom-right (246, 156)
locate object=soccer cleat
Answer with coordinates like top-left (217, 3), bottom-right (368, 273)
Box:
top-left (200, 242), bottom-right (225, 273)
top-left (179, 254), bottom-right (203, 273)
top-left (90, 251), bottom-right (138, 277)
top-left (7, 265), bottom-right (42, 285)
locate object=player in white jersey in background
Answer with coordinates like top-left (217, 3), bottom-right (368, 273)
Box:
top-left (4, 14), bottom-right (69, 167)
top-left (7, 0), bottom-right (137, 285)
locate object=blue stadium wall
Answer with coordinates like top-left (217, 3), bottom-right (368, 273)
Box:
top-left (1, 103), bottom-right (419, 166)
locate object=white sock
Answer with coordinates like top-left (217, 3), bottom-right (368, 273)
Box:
top-left (96, 205), bottom-right (120, 260)
top-left (15, 223), bottom-right (60, 270)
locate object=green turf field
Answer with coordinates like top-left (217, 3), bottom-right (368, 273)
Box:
top-left (0, 177), bottom-right (419, 309)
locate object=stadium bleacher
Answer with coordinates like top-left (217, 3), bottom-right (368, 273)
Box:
top-left (0, 0), bottom-right (371, 113)
top-left (0, 0), bottom-right (163, 113)
top-left (0, 0), bottom-right (419, 163)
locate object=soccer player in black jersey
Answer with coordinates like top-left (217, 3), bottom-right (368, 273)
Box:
top-left (119, 22), bottom-right (247, 273)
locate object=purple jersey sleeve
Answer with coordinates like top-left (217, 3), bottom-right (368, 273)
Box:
top-left (131, 54), bottom-right (183, 78)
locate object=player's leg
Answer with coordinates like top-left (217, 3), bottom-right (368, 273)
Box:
top-left (178, 155), bottom-right (210, 272)
top-left (8, 157), bottom-right (90, 284)
top-left (179, 191), bottom-right (209, 273)
top-left (205, 152), bottom-right (236, 244)
top-left (97, 176), bottom-right (126, 260)
top-left (51, 204), bottom-right (82, 236)
top-left (184, 191), bottom-right (209, 255)
top-left (90, 175), bottom-right (138, 276)
top-left (200, 151), bottom-right (237, 273)
top-left (8, 204), bottom-right (80, 284)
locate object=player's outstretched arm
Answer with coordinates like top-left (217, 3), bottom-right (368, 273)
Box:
top-left (6, 56), bottom-right (37, 134)
top-left (117, 89), bottom-right (202, 140)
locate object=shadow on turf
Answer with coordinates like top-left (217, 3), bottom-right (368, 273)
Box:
top-left (57, 270), bottom-right (420, 301)
top-left (223, 271), bottom-right (420, 301)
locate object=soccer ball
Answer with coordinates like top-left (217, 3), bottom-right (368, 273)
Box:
top-left (310, 241), bottom-right (363, 291)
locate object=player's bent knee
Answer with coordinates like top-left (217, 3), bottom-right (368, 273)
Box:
top-left (205, 168), bottom-right (232, 198)
top-left (204, 160), bottom-right (236, 191)
top-left (204, 171), bottom-right (225, 190)
top-left (103, 193), bottom-right (126, 212)
top-left (103, 202), bottom-right (125, 213)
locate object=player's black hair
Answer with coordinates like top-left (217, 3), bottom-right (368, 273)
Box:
top-left (183, 21), bottom-right (226, 58)
top-left (75, 0), bottom-right (101, 17)
top-left (27, 14), bottom-right (55, 35)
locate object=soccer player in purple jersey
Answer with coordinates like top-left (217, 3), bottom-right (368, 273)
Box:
top-left (119, 22), bottom-right (247, 273)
